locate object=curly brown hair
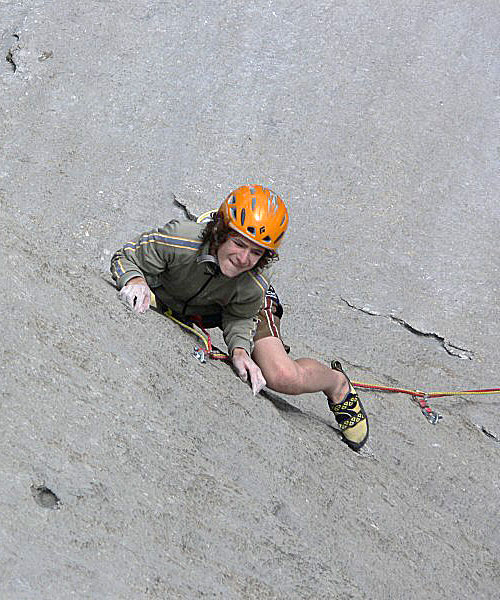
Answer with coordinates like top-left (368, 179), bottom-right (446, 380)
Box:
top-left (200, 211), bottom-right (279, 272)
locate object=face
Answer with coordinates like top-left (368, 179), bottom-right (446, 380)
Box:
top-left (217, 232), bottom-right (266, 277)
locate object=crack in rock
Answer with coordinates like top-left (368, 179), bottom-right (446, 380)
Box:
top-left (172, 195), bottom-right (197, 222)
top-left (38, 50), bottom-right (53, 62)
top-left (341, 298), bottom-right (473, 360)
top-left (5, 33), bottom-right (20, 72)
top-left (479, 426), bottom-right (500, 442)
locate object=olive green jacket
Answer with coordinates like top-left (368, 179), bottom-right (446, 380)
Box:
top-left (111, 220), bottom-right (270, 355)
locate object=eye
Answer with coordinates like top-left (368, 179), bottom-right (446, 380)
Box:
top-left (251, 248), bottom-right (265, 257)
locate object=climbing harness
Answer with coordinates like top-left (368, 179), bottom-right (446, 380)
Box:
top-left (156, 302), bottom-right (229, 362)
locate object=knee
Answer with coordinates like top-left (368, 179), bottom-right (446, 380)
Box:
top-left (261, 360), bottom-right (301, 393)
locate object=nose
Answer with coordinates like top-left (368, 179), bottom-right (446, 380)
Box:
top-left (237, 247), bottom-right (251, 265)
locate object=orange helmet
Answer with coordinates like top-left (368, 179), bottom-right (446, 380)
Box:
top-left (219, 185), bottom-right (289, 251)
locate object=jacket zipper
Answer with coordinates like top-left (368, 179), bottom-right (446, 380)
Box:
top-left (182, 273), bottom-right (215, 315)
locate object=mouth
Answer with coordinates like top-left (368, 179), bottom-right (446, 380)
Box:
top-left (229, 259), bottom-right (243, 269)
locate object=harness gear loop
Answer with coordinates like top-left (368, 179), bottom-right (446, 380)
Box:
top-left (160, 303), bottom-right (229, 362)
top-left (193, 346), bottom-right (207, 363)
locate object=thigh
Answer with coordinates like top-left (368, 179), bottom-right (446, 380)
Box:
top-left (252, 335), bottom-right (297, 384)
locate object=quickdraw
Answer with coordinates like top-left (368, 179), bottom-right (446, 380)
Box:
top-left (411, 392), bottom-right (442, 425)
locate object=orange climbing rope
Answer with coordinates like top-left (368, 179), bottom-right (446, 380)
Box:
top-left (350, 381), bottom-right (500, 399)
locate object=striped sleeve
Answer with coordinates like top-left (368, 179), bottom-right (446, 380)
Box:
top-left (110, 220), bottom-right (202, 289)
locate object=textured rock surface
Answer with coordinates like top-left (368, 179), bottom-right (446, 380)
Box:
top-left (1, 1), bottom-right (499, 598)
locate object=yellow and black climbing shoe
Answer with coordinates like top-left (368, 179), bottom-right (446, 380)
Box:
top-left (329, 361), bottom-right (369, 450)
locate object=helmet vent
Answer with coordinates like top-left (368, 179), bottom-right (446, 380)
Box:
top-left (268, 193), bottom-right (278, 214)
top-left (222, 184), bottom-right (288, 251)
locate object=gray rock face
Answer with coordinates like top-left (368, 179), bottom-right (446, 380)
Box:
top-left (1, 1), bottom-right (499, 598)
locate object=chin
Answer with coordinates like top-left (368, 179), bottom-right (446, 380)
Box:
top-left (221, 262), bottom-right (244, 278)
top-left (220, 263), bottom-right (236, 278)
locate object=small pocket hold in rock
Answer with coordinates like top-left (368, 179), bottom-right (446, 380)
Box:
top-left (31, 485), bottom-right (61, 509)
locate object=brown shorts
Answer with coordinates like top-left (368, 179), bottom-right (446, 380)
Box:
top-left (254, 295), bottom-right (289, 352)
top-left (254, 296), bottom-right (283, 342)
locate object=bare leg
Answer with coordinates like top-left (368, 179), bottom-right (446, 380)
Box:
top-left (252, 336), bottom-right (369, 449)
top-left (251, 337), bottom-right (348, 405)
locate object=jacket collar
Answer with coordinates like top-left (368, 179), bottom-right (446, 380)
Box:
top-left (196, 240), bottom-right (220, 274)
